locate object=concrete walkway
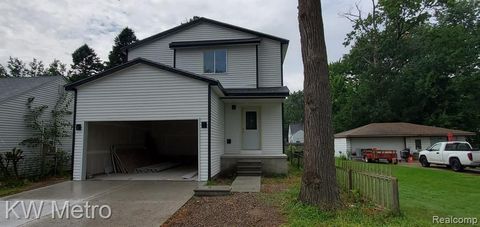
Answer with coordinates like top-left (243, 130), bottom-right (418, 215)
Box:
top-left (0, 180), bottom-right (196, 227)
top-left (231, 176), bottom-right (261, 192)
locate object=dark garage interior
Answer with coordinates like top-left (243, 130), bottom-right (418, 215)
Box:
top-left (85, 120), bottom-right (198, 180)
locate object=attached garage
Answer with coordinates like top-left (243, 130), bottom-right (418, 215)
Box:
top-left (84, 120), bottom-right (198, 180)
top-left (66, 59), bottom-right (225, 181)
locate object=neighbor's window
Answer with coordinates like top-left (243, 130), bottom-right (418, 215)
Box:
top-left (415, 139), bottom-right (422, 150)
top-left (204, 50), bottom-right (226, 73)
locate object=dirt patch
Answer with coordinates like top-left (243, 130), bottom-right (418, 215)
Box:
top-left (162, 193), bottom-right (285, 227)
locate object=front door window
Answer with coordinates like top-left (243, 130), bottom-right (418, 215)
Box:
top-left (242, 109), bottom-right (260, 150)
top-left (245, 111), bottom-right (257, 130)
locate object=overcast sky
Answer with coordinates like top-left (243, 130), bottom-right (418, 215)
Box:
top-left (0, 0), bottom-right (372, 91)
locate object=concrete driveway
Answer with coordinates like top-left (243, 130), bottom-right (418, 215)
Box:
top-left (0, 180), bottom-right (197, 227)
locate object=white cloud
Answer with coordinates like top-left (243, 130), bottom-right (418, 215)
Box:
top-left (0, 0), bottom-right (372, 90)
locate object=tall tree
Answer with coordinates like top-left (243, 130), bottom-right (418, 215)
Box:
top-left (46, 59), bottom-right (67, 77)
top-left (0, 64), bottom-right (7, 78)
top-left (107, 27), bottom-right (138, 68)
top-left (27, 58), bottom-right (46, 77)
top-left (7, 57), bottom-right (27, 77)
top-left (284, 90), bottom-right (304, 126)
top-left (69, 44), bottom-right (104, 82)
top-left (298, 0), bottom-right (340, 210)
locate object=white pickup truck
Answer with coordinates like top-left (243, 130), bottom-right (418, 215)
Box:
top-left (419, 141), bottom-right (480, 172)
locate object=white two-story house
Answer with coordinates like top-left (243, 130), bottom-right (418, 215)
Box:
top-left (65, 17), bottom-right (289, 181)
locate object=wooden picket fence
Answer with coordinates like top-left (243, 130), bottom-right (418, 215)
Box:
top-left (335, 159), bottom-right (393, 176)
top-left (336, 162), bottom-right (400, 214)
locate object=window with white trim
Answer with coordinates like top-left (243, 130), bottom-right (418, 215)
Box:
top-left (203, 50), bottom-right (226, 73)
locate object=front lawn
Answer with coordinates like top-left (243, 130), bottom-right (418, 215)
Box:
top-left (263, 164), bottom-right (480, 226)
top-left (395, 165), bottom-right (480, 223)
top-left (163, 163), bottom-right (479, 226)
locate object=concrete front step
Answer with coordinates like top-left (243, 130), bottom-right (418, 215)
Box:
top-left (237, 170), bottom-right (262, 176)
top-left (236, 160), bottom-right (263, 166)
top-left (194, 185), bottom-right (231, 196)
top-left (237, 165), bottom-right (262, 170)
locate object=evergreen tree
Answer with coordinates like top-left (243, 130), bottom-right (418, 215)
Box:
top-left (0, 64), bottom-right (8, 78)
top-left (46, 59), bottom-right (67, 77)
top-left (27, 58), bottom-right (46, 77)
top-left (69, 44), bottom-right (104, 82)
top-left (107, 27), bottom-right (138, 68)
top-left (7, 57), bottom-right (27, 77)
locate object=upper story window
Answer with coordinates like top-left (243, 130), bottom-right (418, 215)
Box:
top-left (204, 50), bottom-right (226, 74)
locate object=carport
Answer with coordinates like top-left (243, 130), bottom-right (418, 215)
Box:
top-left (83, 120), bottom-right (199, 181)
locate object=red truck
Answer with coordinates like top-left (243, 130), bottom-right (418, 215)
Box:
top-left (362, 148), bottom-right (398, 164)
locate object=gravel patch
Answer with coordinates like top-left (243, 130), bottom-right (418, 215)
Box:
top-left (162, 192), bottom-right (285, 227)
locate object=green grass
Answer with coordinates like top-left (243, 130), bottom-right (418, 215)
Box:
top-left (394, 165), bottom-right (480, 223)
top-left (0, 179), bottom-right (29, 197)
top-left (263, 164), bottom-right (480, 226)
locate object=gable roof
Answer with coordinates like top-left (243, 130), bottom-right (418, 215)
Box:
top-left (335, 122), bottom-right (476, 138)
top-left (0, 76), bottom-right (63, 104)
top-left (65, 58), bottom-right (220, 90)
top-left (64, 58), bottom-right (289, 98)
top-left (289, 123), bottom-right (304, 135)
top-left (125, 17), bottom-right (289, 51)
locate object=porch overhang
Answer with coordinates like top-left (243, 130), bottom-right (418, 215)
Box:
top-left (220, 86), bottom-right (289, 99)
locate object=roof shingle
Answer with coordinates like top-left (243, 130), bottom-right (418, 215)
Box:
top-left (0, 76), bottom-right (63, 103)
top-left (335, 122), bottom-right (475, 138)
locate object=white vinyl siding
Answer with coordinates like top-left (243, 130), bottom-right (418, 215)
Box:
top-left (176, 46), bottom-right (256, 88)
top-left (224, 103), bottom-right (241, 154)
top-left (405, 137), bottom-right (431, 152)
top-left (210, 90), bottom-right (224, 177)
top-left (258, 38), bottom-right (282, 87)
top-left (0, 77), bottom-right (72, 176)
top-left (72, 64), bottom-right (209, 181)
top-left (261, 102), bottom-right (283, 154)
top-left (128, 22), bottom-right (255, 66)
top-left (128, 21), bottom-right (285, 89)
top-left (334, 138), bottom-right (348, 157)
top-left (224, 101), bottom-right (283, 155)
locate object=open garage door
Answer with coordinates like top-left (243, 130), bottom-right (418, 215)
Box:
top-left (84, 120), bottom-right (198, 181)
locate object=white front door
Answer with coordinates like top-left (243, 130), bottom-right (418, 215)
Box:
top-left (242, 109), bottom-right (260, 150)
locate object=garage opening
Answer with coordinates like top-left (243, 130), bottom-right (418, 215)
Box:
top-left (85, 120), bottom-right (198, 181)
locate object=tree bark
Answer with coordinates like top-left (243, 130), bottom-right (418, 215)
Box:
top-left (298, 0), bottom-right (340, 210)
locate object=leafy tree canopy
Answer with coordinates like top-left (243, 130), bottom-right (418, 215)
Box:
top-left (285, 0), bottom-right (479, 144)
top-left (0, 57), bottom-right (69, 78)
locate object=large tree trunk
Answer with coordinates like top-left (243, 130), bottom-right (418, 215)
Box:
top-left (298, 0), bottom-right (340, 210)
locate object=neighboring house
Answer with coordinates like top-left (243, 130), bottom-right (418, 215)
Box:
top-left (334, 122), bottom-right (475, 158)
top-left (0, 76), bottom-right (72, 176)
top-left (288, 123), bottom-right (304, 144)
top-left (65, 17), bottom-right (290, 181)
